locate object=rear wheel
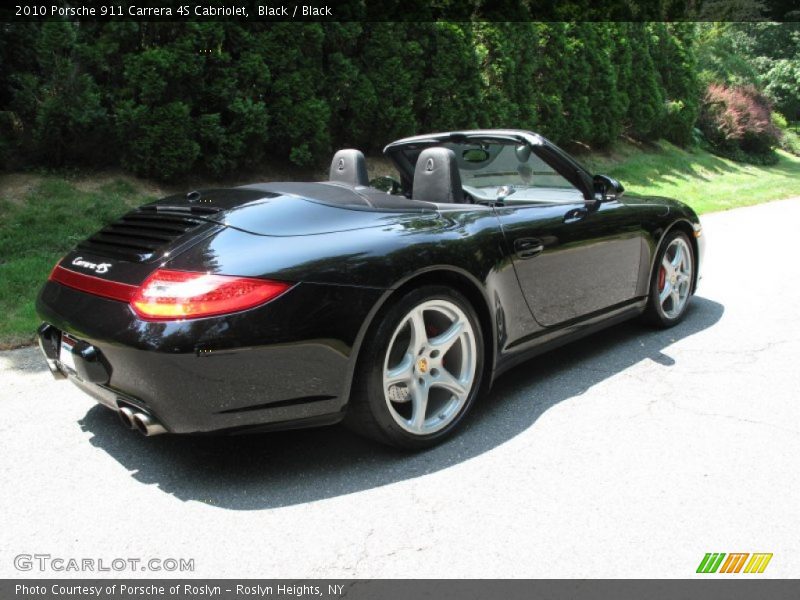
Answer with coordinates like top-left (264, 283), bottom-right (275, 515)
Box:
top-left (644, 231), bottom-right (695, 327)
top-left (345, 286), bottom-right (484, 449)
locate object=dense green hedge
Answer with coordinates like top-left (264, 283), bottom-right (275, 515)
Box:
top-left (0, 21), bottom-right (700, 179)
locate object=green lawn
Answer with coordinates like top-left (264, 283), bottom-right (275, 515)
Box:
top-left (1, 143), bottom-right (799, 348)
top-left (584, 141), bottom-right (800, 214)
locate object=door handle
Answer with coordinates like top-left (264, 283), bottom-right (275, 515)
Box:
top-left (514, 237), bottom-right (544, 259)
top-left (563, 207), bottom-right (588, 224)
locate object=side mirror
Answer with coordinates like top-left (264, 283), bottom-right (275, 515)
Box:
top-left (369, 176), bottom-right (401, 195)
top-left (593, 174), bottom-right (625, 201)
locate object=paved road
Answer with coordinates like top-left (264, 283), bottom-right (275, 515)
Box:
top-left (1, 199), bottom-right (798, 579)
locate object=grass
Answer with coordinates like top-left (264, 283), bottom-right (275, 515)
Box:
top-left (583, 141), bottom-right (800, 214)
top-left (1, 142), bottom-right (799, 348)
top-left (0, 178), bottom-right (155, 348)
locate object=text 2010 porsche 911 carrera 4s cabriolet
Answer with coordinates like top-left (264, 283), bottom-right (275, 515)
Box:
top-left (36, 130), bottom-right (704, 448)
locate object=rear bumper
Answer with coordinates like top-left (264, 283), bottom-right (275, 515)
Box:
top-left (36, 280), bottom-right (384, 434)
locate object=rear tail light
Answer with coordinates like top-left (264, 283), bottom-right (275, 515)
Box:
top-left (49, 263), bottom-right (290, 320)
top-left (50, 265), bottom-right (138, 302)
top-left (130, 269), bottom-right (291, 320)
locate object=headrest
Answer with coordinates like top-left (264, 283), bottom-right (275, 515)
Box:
top-left (329, 149), bottom-right (369, 187)
top-left (412, 147), bottom-right (462, 203)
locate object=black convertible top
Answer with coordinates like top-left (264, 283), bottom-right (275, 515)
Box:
top-left (243, 182), bottom-right (368, 206)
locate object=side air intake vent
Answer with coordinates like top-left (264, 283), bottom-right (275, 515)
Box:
top-left (76, 207), bottom-right (218, 262)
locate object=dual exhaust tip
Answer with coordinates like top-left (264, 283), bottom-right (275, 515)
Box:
top-left (118, 406), bottom-right (166, 436)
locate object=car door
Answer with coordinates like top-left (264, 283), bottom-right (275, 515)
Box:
top-left (495, 196), bottom-right (644, 328)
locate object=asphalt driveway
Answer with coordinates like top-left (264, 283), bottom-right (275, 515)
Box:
top-left (1, 198), bottom-right (798, 578)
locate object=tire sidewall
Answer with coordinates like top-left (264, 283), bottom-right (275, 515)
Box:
top-left (360, 285), bottom-right (485, 449)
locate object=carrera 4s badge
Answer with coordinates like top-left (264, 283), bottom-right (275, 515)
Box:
top-left (71, 256), bottom-right (112, 274)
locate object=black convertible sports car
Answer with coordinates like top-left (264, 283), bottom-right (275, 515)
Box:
top-left (36, 130), bottom-right (704, 448)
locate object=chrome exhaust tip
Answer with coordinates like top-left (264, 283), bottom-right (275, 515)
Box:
top-left (118, 406), bottom-right (136, 430)
top-left (131, 412), bottom-right (167, 437)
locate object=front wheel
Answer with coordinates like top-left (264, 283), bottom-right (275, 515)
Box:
top-left (644, 231), bottom-right (695, 327)
top-left (345, 286), bottom-right (484, 449)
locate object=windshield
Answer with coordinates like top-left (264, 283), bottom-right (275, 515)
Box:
top-left (400, 140), bottom-right (582, 204)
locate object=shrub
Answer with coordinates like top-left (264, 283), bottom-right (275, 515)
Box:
top-left (773, 112), bottom-right (800, 156)
top-left (473, 23), bottom-right (538, 131)
top-left (3, 22), bottom-right (111, 167)
top-left (652, 23), bottom-right (701, 147)
top-left (31, 71), bottom-right (109, 166)
top-left (661, 100), bottom-right (696, 146)
top-left (764, 59), bottom-right (800, 123)
top-left (0, 112), bottom-right (18, 169)
top-left (531, 22), bottom-right (570, 144)
top-left (257, 24), bottom-right (331, 167)
top-left (698, 83), bottom-right (782, 161)
top-left (0, 21), bottom-right (711, 178)
top-left (356, 22), bottom-right (423, 152)
top-left (117, 101), bottom-right (200, 179)
top-left (778, 128), bottom-right (800, 156)
top-left (414, 23), bottom-right (481, 132)
top-left (625, 24), bottom-right (666, 140)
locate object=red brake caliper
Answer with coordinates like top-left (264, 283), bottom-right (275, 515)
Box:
top-left (658, 266), bottom-right (666, 291)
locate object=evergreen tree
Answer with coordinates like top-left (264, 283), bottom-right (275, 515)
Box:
top-left (625, 23), bottom-right (665, 140)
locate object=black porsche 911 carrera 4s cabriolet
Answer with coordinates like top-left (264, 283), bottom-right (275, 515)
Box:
top-left (36, 129), bottom-right (704, 448)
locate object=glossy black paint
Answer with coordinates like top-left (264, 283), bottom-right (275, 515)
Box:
top-left (36, 130), bottom-right (704, 435)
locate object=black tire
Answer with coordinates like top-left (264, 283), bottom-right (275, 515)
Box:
top-left (644, 230), bottom-right (695, 328)
top-left (344, 285), bottom-right (485, 450)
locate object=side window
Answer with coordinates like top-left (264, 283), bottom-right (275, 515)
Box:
top-left (517, 151), bottom-right (575, 189)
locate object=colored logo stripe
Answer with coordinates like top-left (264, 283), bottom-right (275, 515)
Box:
top-left (744, 553), bottom-right (773, 573)
top-left (719, 553), bottom-right (749, 573)
top-left (697, 553), bottom-right (726, 573)
top-left (697, 552), bottom-right (773, 574)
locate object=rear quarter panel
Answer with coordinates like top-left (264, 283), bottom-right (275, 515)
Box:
top-left (165, 207), bottom-right (539, 358)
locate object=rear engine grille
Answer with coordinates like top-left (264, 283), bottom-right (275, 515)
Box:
top-left (77, 206), bottom-right (221, 262)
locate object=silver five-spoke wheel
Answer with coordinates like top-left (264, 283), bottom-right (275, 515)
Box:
top-left (383, 299), bottom-right (477, 435)
top-left (657, 236), bottom-right (693, 319)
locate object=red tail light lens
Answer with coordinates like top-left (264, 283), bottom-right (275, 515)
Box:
top-left (130, 269), bottom-right (291, 320)
top-left (50, 265), bottom-right (137, 302)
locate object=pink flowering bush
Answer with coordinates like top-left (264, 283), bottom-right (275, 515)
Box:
top-left (698, 84), bottom-right (782, 161)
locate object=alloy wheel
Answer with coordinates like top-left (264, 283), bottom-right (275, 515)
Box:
top-left (657, 236), bottom-right (693, 319)
top-left (382, 299), bottom-right (478, 435)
